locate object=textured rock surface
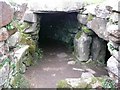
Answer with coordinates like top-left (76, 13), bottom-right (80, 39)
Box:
top-left (14, 45), bottom-right (29, 61)
top-left (107, 25), bottom-right (120, 43)
top-left (95, 5), bottom-right (111, 18)
top-left (77, 14), bottom-right (88, 25)
top-left (107, 56), bottom-right (120, 83)
top-left (28, 0), bottom-right (84, 12)
top-left (107, 41), bottom-right (119, 61)
top-left (91, 36), bottom-right (106, 62)
top-left (87, 17), bottom-right (109, 41)
top-left (23, 10), bottom-right (37, 23)
top-left (0, 28), bottom-right (9, 42)
top-left (0, 62), bottom-right (9, 86)
top-left (74, 32), bottom-right (92, 61)
top-left (7, 32), bottom-right (20, 47)
top-left (0, 1), bottom-right (14, 28)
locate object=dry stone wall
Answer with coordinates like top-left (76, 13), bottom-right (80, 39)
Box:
top-left (0, 1), bottom-right (35, 88)
top-left (0, 0), bottom-right (120, 88)
top-left (76, 0), bottom-right (120, 85)
top-left (21, 0), bottom-right (120, 86)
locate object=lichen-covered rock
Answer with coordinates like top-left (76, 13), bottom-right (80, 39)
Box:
top-left (7, 32), bottom-right (20, 47)
top-left (110, 13), bottom-right (118, 23)
top-left (14, 45), bottom-right (29, 62)
top-left (65, 75), bottom-right (111, 88)
top-left (10, 73), bottom-right (29, 88)
top-left (0, 1), bottom-right (14, 28)
top-left (24, 23), bottom-right (37, 34)
top-left (91, 36), bottom-right (106, 63)
top-left (95, 5), bottom-right (111, 19)
top-left (107, 56), bottom-right (120, 83)
top-left (14, 3), bottom-right (27, 20)
top-left (107, 41), bottom-right (119, 61)
top-left (0, 42), bottom-right (9, 59)
top-left (74, 32), bottom-right (92, 61)
top-left (28, 0), bottom-right (84, 12)
top-left (0, 61), bottom-right (9, 86)
top-left (107, 24), bottom-right (120, 44)
top-left (87, 17), bottom-right (109, 41)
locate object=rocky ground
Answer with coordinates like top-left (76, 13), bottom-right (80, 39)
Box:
top-left (25, 39), bottom-right (107, 88)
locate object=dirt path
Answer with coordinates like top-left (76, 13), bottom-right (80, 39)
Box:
top-left (25, 39), bottom-right (107, 88)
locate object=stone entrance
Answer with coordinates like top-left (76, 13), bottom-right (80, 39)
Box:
top-left (38, 12), bottom-right (79, 48)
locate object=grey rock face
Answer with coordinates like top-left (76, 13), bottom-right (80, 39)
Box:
top-left (74, 32), bottom-right (92, 61)
top-left (87, 17), bottom-right (109, 41)
top-left (95, 5), bottom-right (111, 19)
top-left (83, 4), bottom-right (96, 15)
top-left (110, 13), bottom-right (118, 23)
top-left (0, 1), bottom-right (14, 28)
top-left (77, 14), bottom-right (88, 25)
top-left (7, 32), bottom-right (20, 47)
top-left (28, 0), bottom-right (84, 12)
top-left (23, 10), bottom-right (37, 23)
top-left (24, 23), bottom-right (37, 34)
top-left (107, 25), bottom-right (120, 43)
top-left (0, 28), bottom-right (9, 42)
top-left (107, 56), bottom-right (120, 83)
top-left (107, 41), bottom-right (119, 61)
top-left (91, 36), bottom-right (106, 63)
top-left (0, 62), bottom-right (9, 86)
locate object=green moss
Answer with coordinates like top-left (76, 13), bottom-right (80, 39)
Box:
top-left (87, 14), bottom-right (94, 21)
top-left (75, 31), bottom-right (82, 39)
top-left (82, 26), bottom-right (92, 34)
top-left (57, 80), bottom-right (71, 88)
top-left (10, 73), bottom-right (29, 88)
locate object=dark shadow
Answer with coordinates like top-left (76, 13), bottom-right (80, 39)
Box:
top-left (38, 12), bottom-right (79, 51)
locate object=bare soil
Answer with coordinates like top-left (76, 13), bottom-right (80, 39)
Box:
top-left (25, 39), bottom-right (107, 88)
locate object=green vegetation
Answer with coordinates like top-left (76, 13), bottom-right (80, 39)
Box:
top-left (87, 14), bottom-right (94, 21)
top-left (57, 80), bottom-right (71, 88)
top-left (10, 73), bottom-right (30, 88)
top-left (12, 20), bottom-right (43, 62)
top-left (76, 82), bottom-right (92, 88)
top-left (75, 31), bottom-right (82, 39)
top-left (82, 26), bottom-right (92, 35)
top-left (0, 58), bottom-right (10, 69)
top-left (6, 23), bottom-right (15, 30)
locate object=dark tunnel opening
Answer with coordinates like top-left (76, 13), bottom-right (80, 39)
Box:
top-left (38, 12), bottom-right (79, 50)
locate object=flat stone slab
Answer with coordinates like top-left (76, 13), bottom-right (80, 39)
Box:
top-left (28, 0), bottom-right (84, 13)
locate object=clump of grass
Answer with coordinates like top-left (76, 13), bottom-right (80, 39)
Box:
top-left (57, 80), bottom-right (71, 88)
